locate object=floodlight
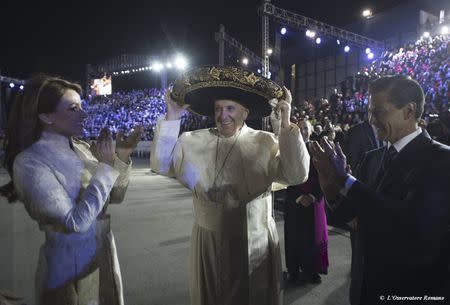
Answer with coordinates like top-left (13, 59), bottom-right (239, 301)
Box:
top-left (174, 55), bottom-right (188, 70)
top-left (362, 9), bottom-right (372, 18)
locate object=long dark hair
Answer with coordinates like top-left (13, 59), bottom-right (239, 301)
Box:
top-left (0, 74), bottom-right (82, 202)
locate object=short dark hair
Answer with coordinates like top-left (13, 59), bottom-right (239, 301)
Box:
top-left (369, 75), bottom-right (424, 120)
top-left (440, 109), bottom-right (450, 129)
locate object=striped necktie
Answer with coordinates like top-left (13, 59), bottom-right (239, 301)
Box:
top-left (376, 145), bottom-right (398, 186)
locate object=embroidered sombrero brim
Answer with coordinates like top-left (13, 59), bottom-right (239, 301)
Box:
top-left (170, 65), bottom-right (284, 118)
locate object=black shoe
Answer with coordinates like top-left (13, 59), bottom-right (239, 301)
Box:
top-left (287, 272), bottom-right (299, 283)
top-left (286, 272), bottom-right (307, 287)
top-left (305, 273), bottom-right (321, 284)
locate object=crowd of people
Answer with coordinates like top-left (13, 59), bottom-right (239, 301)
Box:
top-left (291, 34), bottom-right (449, 142)
top-left (80, 35), bottom-right (448, 144)
top-left (82, 88), bottom-right (213, 140)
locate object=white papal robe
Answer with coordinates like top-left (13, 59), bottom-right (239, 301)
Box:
top-left (151, 118), bottom-right (310, 305)
top-left (13, 131), bottom-right (130, 305)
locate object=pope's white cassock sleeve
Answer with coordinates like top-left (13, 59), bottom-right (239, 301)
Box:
top-left (150, 116), bottom-right (310, 193)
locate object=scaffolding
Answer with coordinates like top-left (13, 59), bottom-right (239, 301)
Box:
top-left (259, 0), bottom-right (384, 59)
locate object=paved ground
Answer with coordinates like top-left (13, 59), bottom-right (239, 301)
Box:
top-left (0, 158), bottom-right (351, 305)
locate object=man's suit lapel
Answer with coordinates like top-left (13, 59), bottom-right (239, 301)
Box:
top-left (376, 130), bottom-right (432, 191)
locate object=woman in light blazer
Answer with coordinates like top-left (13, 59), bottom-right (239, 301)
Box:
top-left (1, 74), bottom-right (141, 305)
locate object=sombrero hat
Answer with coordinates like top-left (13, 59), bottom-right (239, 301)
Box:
top-left (170, 65), bottom-right (284, 118)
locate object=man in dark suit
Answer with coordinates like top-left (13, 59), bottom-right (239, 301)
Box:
top-left (342, 119), bottom-right (382, 277)
top-left (342, 120), bottom-right (381, 172)
top-left (437, 109), bottom-right (450, 145)
top-left (312, 75), bottom-right (450, 304)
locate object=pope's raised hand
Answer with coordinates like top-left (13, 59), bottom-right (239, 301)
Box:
top-left (165, 88), bottom-right (190, 121)
top-left (274, 86), bottom-right (292, 129)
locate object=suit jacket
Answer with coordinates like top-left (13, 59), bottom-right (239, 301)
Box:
top-left (342, 120), bottom-right (379, 172)
top-left (437, 133), bottom-right (450, 146)
top-left (333, 130), bottom-right (450, 305)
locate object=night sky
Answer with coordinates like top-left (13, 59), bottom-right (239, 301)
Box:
top-left (0, 0), bottom-right (417, 83)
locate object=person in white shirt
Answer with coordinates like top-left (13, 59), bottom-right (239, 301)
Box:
top-left (150, 65), bottom-right (310, 305)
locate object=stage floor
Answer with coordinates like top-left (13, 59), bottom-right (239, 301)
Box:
top-left (0, 158), bottom-right (350, 305)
